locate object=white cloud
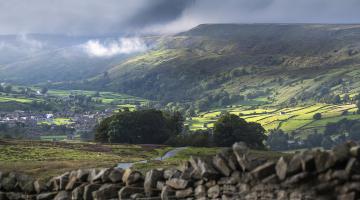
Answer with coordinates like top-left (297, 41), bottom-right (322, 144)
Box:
top-left (82, 37), bottom-right (147, 57)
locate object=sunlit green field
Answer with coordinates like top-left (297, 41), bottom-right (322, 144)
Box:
top-left (38, 118), bottom-right (74, 126)
top-left (186, 103), bottom-right (360, 138)
top-left (0, 96), bottom-right (36, 103)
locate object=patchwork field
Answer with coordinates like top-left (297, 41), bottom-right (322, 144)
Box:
top-left (0, 87), bottom-right (150, 112)
top-left (186, 103), bottom-right (360, 138)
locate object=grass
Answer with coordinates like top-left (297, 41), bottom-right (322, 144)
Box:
top-left (0, 139), bottom-right (288, 180)
top-left (38, 118), bottom-right (74, 126)
top-left (0, 140), bottom-right (170, 180)
top-left (0, 96), bottom-right (34, 103)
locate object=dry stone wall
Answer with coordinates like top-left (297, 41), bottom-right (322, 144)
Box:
top-left (1, 142), bottom-right (360, 199)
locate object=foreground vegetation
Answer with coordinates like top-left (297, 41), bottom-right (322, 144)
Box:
top-left (0, 140), bottom-right (170, 180)
top-left (0, 139), bottom-right (289, 180)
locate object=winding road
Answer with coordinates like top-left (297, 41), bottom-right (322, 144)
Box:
top-left (117, 147), bottom-right (187, 169)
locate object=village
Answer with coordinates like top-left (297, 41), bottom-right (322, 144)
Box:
top-left (0, 108), bottom-right (116, 141)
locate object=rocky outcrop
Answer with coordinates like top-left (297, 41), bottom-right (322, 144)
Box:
top-left (1, 142), bottom-right (360, 199)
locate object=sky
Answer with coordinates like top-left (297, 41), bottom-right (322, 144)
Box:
top-left (0, 0), bottom-right (360, 35)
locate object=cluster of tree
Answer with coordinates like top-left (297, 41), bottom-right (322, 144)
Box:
top-left (267, 118), bottom-right (360, 151)
top-left (95, 109), bottom-right (184, 144)
top-left (95, 110), bottom-right (267, 148)
top-left (212, 113), bottom-right (266, 148)
top-left (324, 118), bottom-right (360, 141)
top-left (0, 84), bottom-right (13, 93)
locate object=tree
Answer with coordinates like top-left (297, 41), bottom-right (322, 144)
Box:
top-left (41, 87), bottom-right (48, 95)
top-left (321, 136), bottom-right (334, 149)
top-left (332, 95), bottom-right (341, 104)
top-left (343, 94), bottom-right (350, 103)
top-left (313, 113), bottom-right (322, 120)
top-left (95, 109), bottom-right (183, 144)
top-left (266, 129), bottom-right (289, 151)
top-left (349, 123), bottom-right (360, 141)
top-left (357, 100), bottom-right (360, 114)
top-left (4, 85), bottom-right (12, 93)
top-left (305, 131), bottom-right (322, 148)
top-left (213, 113), bottom-right (266, 148)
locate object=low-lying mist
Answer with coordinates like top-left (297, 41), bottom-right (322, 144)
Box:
top-left (81, 37), bottom-right (148, 57)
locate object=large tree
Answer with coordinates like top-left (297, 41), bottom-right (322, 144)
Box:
top-left (213, 113), bottom-right (266, 148)
top-left (95, 109), bottom-right (183, 144)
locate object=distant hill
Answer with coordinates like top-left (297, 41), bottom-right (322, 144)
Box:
top-left (2, 24), bottom-right (360, 108)
top-left (0, 34), bottom-right (143, 84)
top-left (92, 24), bottom-right (360, 107)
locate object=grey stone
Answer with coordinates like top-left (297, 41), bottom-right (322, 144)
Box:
top-left (213, 154), bottom-right (232, 177)
top-left (16, 174), bottom-right (35, 194)
top-left (156, 181), bottom-right (165, 190)
top-left (100, 168), bottom-right (123, 183)
top-left (176, 188), bottom-right (193, 198)
top-left (163, 168), bottom-right (181, 180)
top-left (88, 169), bottom-right (107, 184)
top-left (121, 169), bottom-right (143, 186)
top-left (36, 192), bottom-right (57, 200)
top-left (232, 142), bottom-right (250, 172)
top-left (276, 157), bottom-right (288, 180)
top-left (118, 186), bottom-right (144, 200)
top-left (144, 169), bottom-right (163, 197)
top-left (205, 180), bottom-right (216, 188)
top-left (197, 158), bottom-right (219, 179)
top-left (160, 186), bottom-right (175, 200)
top-left (54, 191), bottom-right (70, 200)
top-left (65, 175), bottom-right (81, 191)
top-left (5, 192), bottom-right (23, 200)
top-left (222, 184), bottom-right (237, 195)
top-left (314, 151), bottom-right (335, 173)
top-left (345, 158), bottom-right (360, 175)
top-left (130, 193), bottom-right (144, 199)
top-left (77, 169), bottom-right (90, 182)
top-left (107, 168), bottom-right (124, 183)
top-left (332, 170), bottom-right (349, 181)
top-left (287, 154), bottom-right (302, 176)
top-left (1, 173), bottom-right (17, 191)
top-left (251, 161), bottom-right (276, 180)
top-left (60, 172), bottom-right (71, 191)
top-left (83, 183), bottom-right (101, 200)
top-left (33, 180), bottom-right (47, 194)
top-left (337, 192), bottom-right (357, 200)
top-left (301, 153), bottom-right (316, 172)
top-left (166, 178), bottom-right (188, 190)
top-left (92, 184), bottom-right (122, 200)
top-left (71, 183), bottom-right (87, 200)
top-left (219, 148), bottom-right (238, 171)
top-left (283, 172), bottom-right (309, 185)
top-left (194, 185), bottom-right (206, 199)
top-left (350, 146), bottom-right (360, 159)
top-left (207, 185), bottom-right (220, 199)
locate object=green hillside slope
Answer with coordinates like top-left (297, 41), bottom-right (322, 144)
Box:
top-left (96, 24), bottom-right (360, 108)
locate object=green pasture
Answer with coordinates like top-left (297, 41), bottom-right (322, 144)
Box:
top-left (187, 103), bottom-right (360, 137)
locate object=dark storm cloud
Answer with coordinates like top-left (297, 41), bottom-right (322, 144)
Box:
top-left (127, 0), bottom-right (195, 28)
top-left (150, 0), bottom-right (360, 33)
top-left (0, 0), bottom-right (360, 35)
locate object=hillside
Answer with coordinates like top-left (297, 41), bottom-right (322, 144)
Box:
top-left (92, 24), bottom-right (360, 108)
